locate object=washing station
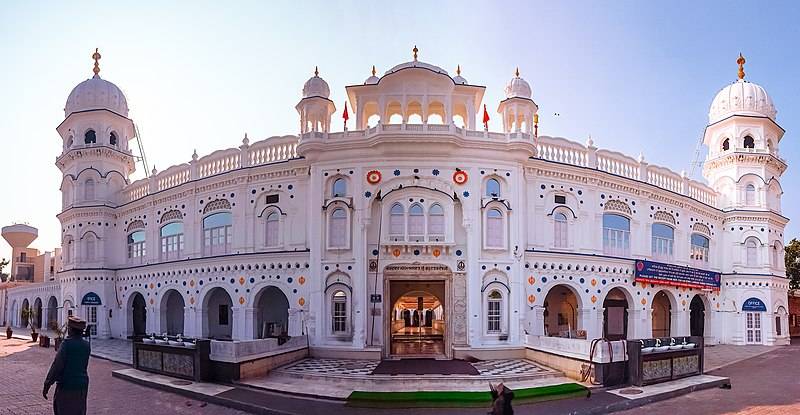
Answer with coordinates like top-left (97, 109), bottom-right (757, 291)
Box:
top-left (626, 336), bottom-right (704, 386)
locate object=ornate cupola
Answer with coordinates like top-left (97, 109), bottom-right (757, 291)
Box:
top-left (496, 68), bottom-right (539, 134)
top-left (702, 54), bottom-right (786, 212)
top-left (295, 66), bottom-right (336, 134)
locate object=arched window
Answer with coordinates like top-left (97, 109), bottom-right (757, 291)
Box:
top-left (84, 179), bottom-right (95, 201)
top-left (722, 138), bottom-right (730, 151)
top-left (744, 135), bottom-right (755, 149)
top-left (428, 204), bottom-right (445, 238)
top-left (332, 290), bottom-right (348, 334)
top-left (332, 178), bottom-right (347, 198)
top-left (746, 184), bottom-right (756, 205)
top-left (690, 233), bottom-right (710, 263)
top-left (265, 212), bottom-right (279, 247)
top-left (603, 214), bottom-right (630, 256)
top-left (389, 203), bottom-right (405, 237)
top-left (329, 208), bottom-right (347, 248)
top-left (486, 178), bottom-right (501, 198)
top-left (408, 204), bottom-right (425, 237)
top-left (84, 233), bottom-right (96, 261)
top-left (109, 132), bottom-right (118, 146)
top-left (487, 290), bottom-right (503, 333)
top-left (554, 212), bottom-right (568, 248)
top-left (127, 231), bottom-right (146, 264)
top-left (746, 238), bottom-right (759, 266)
top-left (160, 222), bottom-right (184, 260)
top-left (203, 212), bottom-right (232, 256)
top-left (486, 209), bottom-right (504, 248)
top-left (651, 223), bottom-right (674, 260)
top-left (84, 130), bottom-right (96, 144)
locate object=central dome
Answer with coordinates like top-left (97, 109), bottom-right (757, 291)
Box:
top-left (65, 75), bottom-right (129, 118)
top-left (708, 79), bottom-right (776, 124)
top-left (302, 67), bottom-right (331, 99)
top-left (504, 69), bottom-right (532, 99)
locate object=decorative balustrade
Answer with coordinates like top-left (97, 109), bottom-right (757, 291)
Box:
top-left (596, 150), bottom-right (640, 180)
top-left (157, 164), bottom-right (191, 191)
top-left (646, 166), bottom-right (683, 194)
top-left (121, 135), bottom-right (302, 204)
top-left (537, 137), bottom-right (589, 167)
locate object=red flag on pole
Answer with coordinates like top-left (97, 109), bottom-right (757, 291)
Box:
top-left (343, 101), bottom-right (350, 128)
top-left (482, 104), bottom-right (490, 130)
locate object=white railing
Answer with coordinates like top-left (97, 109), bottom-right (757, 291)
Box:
top-left (537, 137), bottom-right (589, 167)
top-left (121, 135), bottom-right (301, 204)
top-left (689, 183), bottom-right (717, 206)
top-left (596, 150), bottom-right (640, 180)
top-left (646, 166), bottom-right (683, 194)
top-left (157, 164), bottom-right (191, 191)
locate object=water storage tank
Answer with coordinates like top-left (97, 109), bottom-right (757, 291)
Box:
top-left (1, 224), bottom-right (38, 249)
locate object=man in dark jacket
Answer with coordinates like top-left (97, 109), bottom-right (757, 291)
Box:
top-left (43, 316), bottom-right (91, 415)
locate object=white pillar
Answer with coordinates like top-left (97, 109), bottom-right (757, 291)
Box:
top-left (288, 308), bottom-right (302, 336)
top-left (245, 307), bottom-right (256, 340)
top-left (183, 306), bottom-right (196, 338)
top-left (232, 306), bottom-right (246, 340)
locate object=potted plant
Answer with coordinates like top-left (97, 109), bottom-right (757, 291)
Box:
top-left (20, 307), bottom-right (38, 342)
top-left (49, 321), bottom-right (65, 350)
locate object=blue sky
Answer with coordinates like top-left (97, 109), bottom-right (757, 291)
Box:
top-left (1, 1), bottom-right (798, 260)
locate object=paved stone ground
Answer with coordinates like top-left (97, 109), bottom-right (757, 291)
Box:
top-left (279, 357), bottom-right (554, 377)
top-left (0, 338), bottom-right (247, 415)
top-left (617, 337), bottom-right (800, 415)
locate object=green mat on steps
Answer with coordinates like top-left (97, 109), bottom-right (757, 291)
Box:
top-left (346, 382), bottom-right (589, 408)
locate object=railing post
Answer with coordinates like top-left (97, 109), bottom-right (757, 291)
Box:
top-left (638, 155), bottom-right (648, 182)
top-left (148, 167), bottom-right (158, 193)
top-left (681, 171), bottom-right (690, 196)
top-left (189, 150), bottom-right (198, 180)
top-left (239, 135), bottom-right (251, 168)
top-left (586, 138), bottom-right (598, 169)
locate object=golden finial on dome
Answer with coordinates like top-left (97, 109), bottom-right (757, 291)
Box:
top-left (515, 67), bottom-right (520, 77)
top-left (737, 53), bottom-right (746, 80)
top-left (413, 45), bottom-right (418, 61)
top-left (314, 66), bottom-right (319, 77)
top-left (456, 65), bottom-right (461, 76)
top-left (371, 65), bottom-right (376, 76)
top-left (92, 48), bottom-right (101, 76)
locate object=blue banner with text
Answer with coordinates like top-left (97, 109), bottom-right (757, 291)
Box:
top-left (634, 260), bottom-right (721, 290)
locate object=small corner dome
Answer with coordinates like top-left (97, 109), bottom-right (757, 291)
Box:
top-left (453, 74), bottom-right (468, 85)
top-left (302, 69), bottom-right (331, 99)
top-left (708, 79), bottom-right (776, 124)
top-left (64, 75), bottom-right (129, 118)
top-left (505, 72), bottom-right (532, 99)
top-left (364, 75), bottom-right (379, 85)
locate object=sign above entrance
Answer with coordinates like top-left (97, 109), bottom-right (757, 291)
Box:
top-left (742, 297), bottom-right (767, 312)
top-left (384, 264), bottom-right (450, 273)
top-left (81, 292), bottom-right (102, 306)
top-left (634, 260), bottom-right (721, 290)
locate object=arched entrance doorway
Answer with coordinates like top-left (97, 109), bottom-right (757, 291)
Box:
top-left (21, 299), bottom-right (30, 328)
top-left (652, 291), bottom-right (672, 337)
top-left (46, 296), bottom-right (58, 329)
top-left (129, 293), bottom-right (147, 336)
top-left (603, 288), bottom-right (630, 340)
top-left (689, 295), bottom-right (706, 337)
top-left (544, 285), bottom-right (581, 337)
top-left (203, 287), bottom-right (232, 339)
top-left (254, 286), bottom-right (289, 339)
top-left (33, 298), bottom-right (43, 330)
top-left (160, 290), bottom-right (185, 335)
top-left (390, 289), bottom-right (444, 355)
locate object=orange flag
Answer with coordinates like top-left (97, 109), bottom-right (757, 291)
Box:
top-left (343, 101), bottom-right (350, 127)
top-left (482, 104), bottom-right (490, 129)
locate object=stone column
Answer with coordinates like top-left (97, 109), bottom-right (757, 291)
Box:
top-left (146, 306), bottom-right (158, 335)
top-left (629, 308), bottom-right (651, 339)
top-left (672, 309), bottom-right (691, 337)
top-left (183, 306), bottom-right (196, 338)
top-left (245, 307), bottom-right (256, 340)
top-left (231, 306), bottom-right (246, 340)
top-left (579, 307), bottom-right (602, 340)
top-left (288, 308), bottom-right (303, 336)
top-left (196, 308), bottom-right (206, 339)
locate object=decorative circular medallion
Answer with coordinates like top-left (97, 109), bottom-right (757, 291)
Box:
top-left (239, 296), bottom-right (245, 305)
top-left (528, 294), bottom-right (535, 303)
top-left (298, 276), bottom-right (306, 285)
top-left (392, 248), bottom-right (401, 257)
top-left (591, 295), bottom-right (597, 303)
top-left (298, 297), bottom-right (306, 306)
top-left (591, 279), bottom-right (597, 287)
top-left (528, 276), bottom-right (535, 285)
top-left (366, 170), bottom-right (382, 184)
top-left (189, 280), bottom-right (195, 287)
top-left (150, 298), bottom-right (154, 305)
top-left (239, 277), bottom-right (245, 285)
top-left (641, 298), bottom-right (647, 305)
top-left (452, 170), bottom-right (468, 185)
top-left (190, 297), bottom-right (195, 305)
top-left (432, 248), bottom-right (441, 257)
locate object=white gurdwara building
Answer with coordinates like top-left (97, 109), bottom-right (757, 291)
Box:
top-left (4, 49), bottom-right (791, 368)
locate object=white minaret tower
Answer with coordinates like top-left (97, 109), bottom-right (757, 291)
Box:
top-left (55, 49), bottom-right (136, 270)
top-left (295, 66), bottom-right (336, 133)
top-left (702, 54), bottom-right (789, 346)
top-left (497, 68), bottom-right (539, 135)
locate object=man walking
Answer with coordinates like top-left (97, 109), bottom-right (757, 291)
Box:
top-left (43, 316), bottom-right (91, 415)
